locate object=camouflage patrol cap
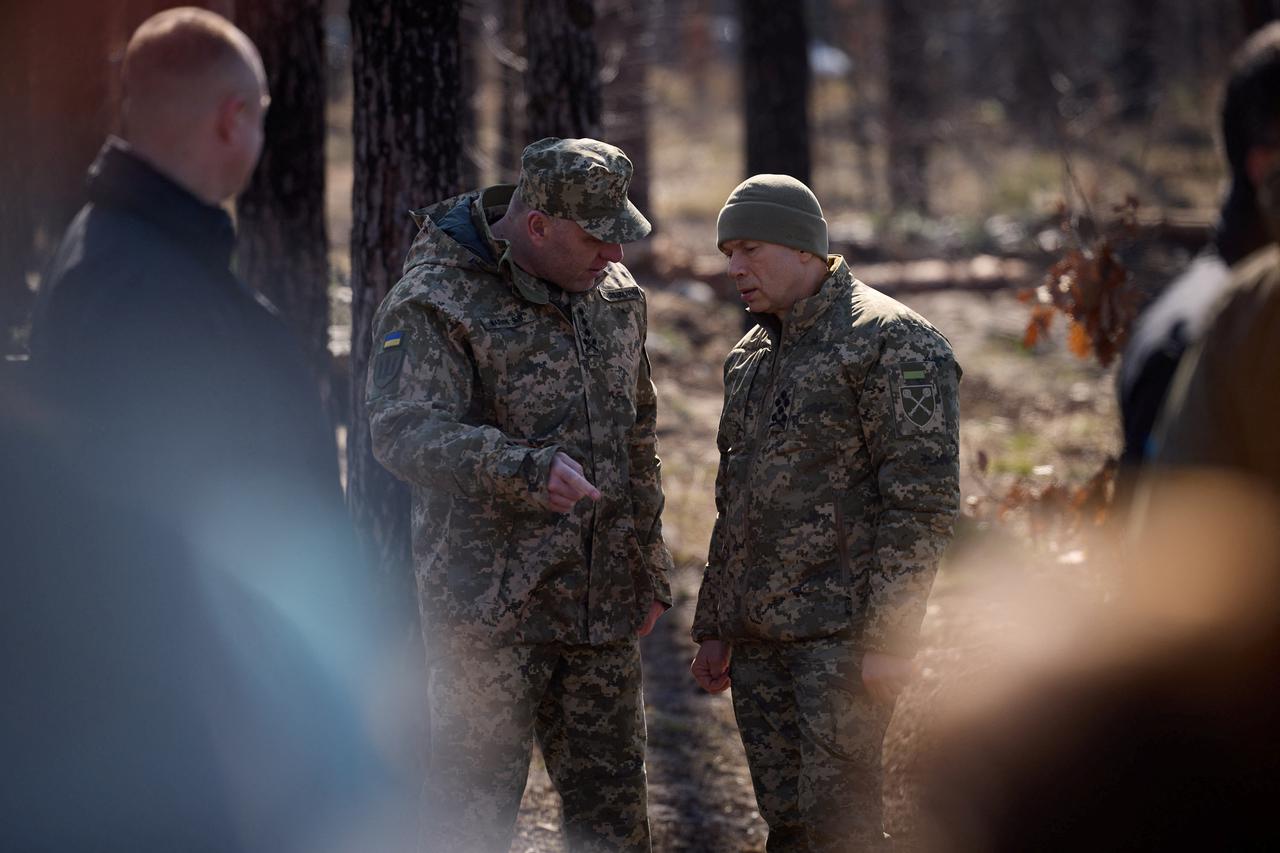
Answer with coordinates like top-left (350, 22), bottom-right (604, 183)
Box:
top-left (515, 137), bottom-right (652, 243)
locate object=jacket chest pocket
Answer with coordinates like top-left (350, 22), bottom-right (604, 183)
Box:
top-left (579, 297), bottom-right (644, 427)
top-left (719, 348), bottom-right (769, 454)
top-left (764, 369), bottom-right (858, 455)
top-left (480, 313), bottom-right (577, 440)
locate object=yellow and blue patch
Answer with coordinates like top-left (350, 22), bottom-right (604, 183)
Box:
top-left (373, 330), bottom-right (407, 391)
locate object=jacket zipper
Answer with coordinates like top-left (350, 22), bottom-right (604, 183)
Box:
top-left (567, 300), bottom-right (598, 641)
top-left (834, 498), bottom-right (851, 589)
top-left (742, 333), bottom-right (784, 563)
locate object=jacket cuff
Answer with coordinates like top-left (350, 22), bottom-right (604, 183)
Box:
top-left (643, 540), bottom-right (674, 607)
top-left (494, 443), bottom-right (561, 508)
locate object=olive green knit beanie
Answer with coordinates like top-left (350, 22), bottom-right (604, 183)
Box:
top-left (716, 174), bottom-right (828, 257)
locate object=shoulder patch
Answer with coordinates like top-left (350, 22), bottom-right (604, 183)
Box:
top-left (892, 360), bottom-right (945, 434)
top-left (373, 330), bottom-right (407, 390)
top-left (599, 284), bottom-right (643, 303)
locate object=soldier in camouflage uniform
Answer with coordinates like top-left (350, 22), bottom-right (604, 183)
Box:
top-left (366, 138), bottom-right (674, 852)
top-left (690, 176), bottom-right (961, 852)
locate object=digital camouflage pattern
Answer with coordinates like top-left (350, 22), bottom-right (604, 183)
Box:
top-left (367, 184), bottom-right (673, 648)
top-left (367, 178), bottom-right (671, 850)
top-left (422, 634), bottom-right (650, 852)
top-left (516, 137), bottom-right (651, 244)
top-left (692, 256), bottom-right (960, 654)
top-left (731, 636), bottom-right (894, 852)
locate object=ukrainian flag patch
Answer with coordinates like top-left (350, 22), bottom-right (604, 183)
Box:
top-left (382, 331), bottom-right (404, 350)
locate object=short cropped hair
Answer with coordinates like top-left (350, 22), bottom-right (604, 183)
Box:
top-left (122, 7), bottom-right (258, 108)
top-left (1222, 22), bottom-right (1280, 178)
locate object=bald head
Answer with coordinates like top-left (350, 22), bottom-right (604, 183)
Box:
top-left (121, 8), bottom-right (268, 205)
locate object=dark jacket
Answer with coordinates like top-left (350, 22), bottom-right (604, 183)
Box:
top-left (1155, 245), bottom-right (1280, 483)
top-left (17, 139), bottom-right (399, 851)
top-left (30, 138), bottom-right (339, 509)
top-left (1118, 178), bottom-right (1270, 468)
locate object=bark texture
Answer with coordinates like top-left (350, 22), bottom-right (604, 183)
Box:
top-left (525, 0), bottom-right (602, 140)
top-left (886, 0), bottom-right (930, 214)
top-left (348, 0), bottom-right (464, 626)
top-left (601, 0), bottom-right (654, 222)
top-left (235, 0), bottom-right (333, 417)
top-left (739, 0), bottom-right (811, 183)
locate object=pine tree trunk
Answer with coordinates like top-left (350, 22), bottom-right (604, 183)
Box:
top-left (348, 0), bottom-right (463, 632)
top-left (497, 0), bottom-right (527, 179)
top-left (525, 0), bottom-right (602, 140)
top-left (234, 0), bottom-right (332, 419)
top-left (885, 0), bottom-right (930, 214)
top-left (601, 0), bottom-right (653, 224)
top-left (739, 0), bottom-right (811, 183)
top-left (1114, 0), bottom-right (1159, 123)
top-left (459, 3), bottom-right (482, 187)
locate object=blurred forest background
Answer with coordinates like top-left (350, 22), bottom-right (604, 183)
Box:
top-left (4, 0), bottom-right (1276, 574)
top-left (3, 3), bottom-right (1279, 848)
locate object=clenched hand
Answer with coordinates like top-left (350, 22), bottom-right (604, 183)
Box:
top-left (546, 452), bottom-right (601, 513)
top-left (691, 639), bottom-right (732, 693)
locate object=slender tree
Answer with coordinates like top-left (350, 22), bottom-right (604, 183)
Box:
top-left (525, 0), bottom-right (602, 140)
top-left (1114, 0), bottom-right (1159, 122)
top-left (348, 0), bottom-right (464, 630)
top-left (459, 1), bottom-right (482, 187)
top-left (235, 0), bottom-right (333, 416)
top-left (600, 0), bottom-right (654, 222)
top-left (885, 0), bottom-right (930, 214)
top-left (486, 0), bottom-right (527, 179)
top-left (739, 0), bottom-right (811, 183)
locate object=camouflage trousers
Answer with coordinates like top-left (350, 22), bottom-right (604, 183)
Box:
top-left (731, 636), bottom-right (893, 853)
top-left (420, 634), bottom-right (650, 853)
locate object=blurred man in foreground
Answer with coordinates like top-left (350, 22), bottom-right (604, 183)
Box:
top-left (1150, 27), bottom-right (1280, 481)
top-left (9, 8), bottom-right (399, 850)
top-left (917, 476), bottom-right (1280, 852)
top-left (366, 137), bottom-right (673, 852)
top-left (690, 175), bottom-right (961, 851)
top-left (1117, 22), bottom-right (1280, 472)
top-left (918, 33), bottom-right (1280, 848)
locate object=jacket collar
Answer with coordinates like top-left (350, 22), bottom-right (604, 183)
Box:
top-left (759, 255), bottom-right (848, 345)
top-left (473, 185), bottom-right (552, 305)
top-left (87, 137), bottom-right (237, 274)
top-left (408, 184), bottom-right (560, 306)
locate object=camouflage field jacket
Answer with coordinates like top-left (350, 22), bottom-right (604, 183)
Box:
top-left (692, 257), bottom-right (960, 653)
top-left (367, 185), bottom-right (673, 647)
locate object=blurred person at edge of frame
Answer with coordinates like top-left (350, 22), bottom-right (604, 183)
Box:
top-left (1117, 22), bottom-right (1280, 481)
top-left (916, 29), bottom-right (1280, 853)
top-left (5, 8), bottom-right (409, 851)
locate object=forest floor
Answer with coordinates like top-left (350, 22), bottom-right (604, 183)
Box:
top-left (509, 277), bottom-right (1124, 852)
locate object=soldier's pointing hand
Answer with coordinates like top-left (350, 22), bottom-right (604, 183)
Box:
top-left (546, 451), bottom-right (601, 513)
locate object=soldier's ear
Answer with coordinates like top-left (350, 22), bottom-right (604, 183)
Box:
top-left (527, 210), bottom-right (551, 245)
